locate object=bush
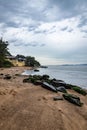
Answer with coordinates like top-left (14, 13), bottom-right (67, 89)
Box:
top-left (3, 60), bottom-right (13, 68)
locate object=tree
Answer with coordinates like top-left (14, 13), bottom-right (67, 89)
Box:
top-left (25, 56), bottom-right (40, 67)
top-left (0, 38), bottom-right (12, 67)
top-left (15, 54), bottom-right (26, 61)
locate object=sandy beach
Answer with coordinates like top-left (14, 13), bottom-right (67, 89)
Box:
top-left (0, 67), bottom-right (87, 130)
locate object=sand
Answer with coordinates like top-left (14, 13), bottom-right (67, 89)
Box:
top-left (0, 67), bottom-right (87, 130)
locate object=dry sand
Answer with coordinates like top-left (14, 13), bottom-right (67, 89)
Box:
top-left (0, 67), bottom-right (87, 130)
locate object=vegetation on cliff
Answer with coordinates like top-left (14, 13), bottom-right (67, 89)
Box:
top-left (0, 38), bottom-right (40, 67)
top-left (0, 38), bottom-right (13, 67)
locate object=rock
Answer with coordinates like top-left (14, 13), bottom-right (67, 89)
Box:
top-left (33, 75), bottom-right (42, 80)
top-left (33, 80), bottom-right (42, 85)
top-left (34, 69), bottom-right (39, 72)
top-left (64, 84), bottom-right (73, 89)
top-left (42, 82), bottom-right (57, 92)
top-left (53, 96), bottom-right (63, 101)
top-left (15, 74), bottom-right (20, 76)
top-left (23, 78), bottom-right (30, 83)
top-left (4, 74), bottom-right (11, 80)
top-left (0, 73), bottom-right (4, 75)
top-left (63, 93), bottom-right (83, 107)
top-left (56, 86), bottom-right (67, 93)
top-left (41, 75), bottom-right (50, 80)
top-left (51, 80), bottom-right (66, 87)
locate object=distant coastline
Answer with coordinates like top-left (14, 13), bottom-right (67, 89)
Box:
top-left (60, 64), bottom-right (87, 66)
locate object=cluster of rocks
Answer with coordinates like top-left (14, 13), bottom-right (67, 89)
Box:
top-left (0, 73), bottom-right (11, 80)
top-left (23, 74), bottom-right (87, 106)
top-left (0, 73), bottom-right (21, 80)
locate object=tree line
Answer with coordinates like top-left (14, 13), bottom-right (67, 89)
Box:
top-left (0, 38), bottom-right (40, 67)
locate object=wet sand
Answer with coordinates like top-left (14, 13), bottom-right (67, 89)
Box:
top-left (0, 67), bottom-right (87, 130)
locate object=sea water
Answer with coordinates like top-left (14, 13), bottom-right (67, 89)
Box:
top-left (22, 65), bottom-right (87, 88)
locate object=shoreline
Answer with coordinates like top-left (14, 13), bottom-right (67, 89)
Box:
top-left (0, 67), bottom-right (87, 130)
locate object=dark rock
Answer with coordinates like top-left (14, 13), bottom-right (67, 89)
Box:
top-left (23, 78), bottom-right (30, 83)
top-left (41, 75), bottom-right (50, 80)
top-left (34, 80), bottom-right (42, 85)
top-left (53, 96), bottom-right (63, 101)
top-left (51, 80), bottom-right (66, 87)
top-left (34, 69), bottom-right (39, 72)
top-left (15, 74), bottom-right (20, 76)
top-left (63, 93), bottom-right (83, 106)
top-left (42, 82), bottom-right (57, 92)
top-left (56, 86), bottom-right (67, 93)
top-left (4, 74), bottom-right (11, 80)
top-left (0, 73), bottom-right (4, 75)
top-left (33, 75), bottom-right (42, 80)
top-left (64, 84), bottom-right (73, 89)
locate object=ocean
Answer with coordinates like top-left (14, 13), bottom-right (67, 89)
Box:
top-left (22, 65), bottom-right (87, 88)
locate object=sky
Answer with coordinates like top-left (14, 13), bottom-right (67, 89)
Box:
top-left (0, 0), bottom-right (87, 65)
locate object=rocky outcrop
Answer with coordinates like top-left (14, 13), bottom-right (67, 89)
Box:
top-left (23, 74), bottom-right (87, 96)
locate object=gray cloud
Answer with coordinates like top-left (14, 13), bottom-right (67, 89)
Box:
top-left (14, 43), bottom-right (22, 47)
top-left (24, 42), bottom-right (46, 47)
top-left (67, 29), bottom-right (73, 32)
top-left (0, 0), bottom-right (87, 64)
top-left (28, 25), bottom-right (40, 32)
top-left (61, 26), bottom-right (68, 31)
top-left (81, 30), bottom-right (87, 33)
top-left (34, 30), bottom-right (48, 34)
top-left (0, 0), bottom-right (87, 25)
top-left (83, 36), bottom-right (87, 38)
top-left (77, 14), bottom-right (87, 28)
top-left (48, 0), bottom-right (87, 17)
top-left (13, 41), bottom-right (46, 47)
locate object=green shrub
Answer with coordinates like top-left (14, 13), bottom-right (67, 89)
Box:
top-left (3, 60), bottom-right (13, 67)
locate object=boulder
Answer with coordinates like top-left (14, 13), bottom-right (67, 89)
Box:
top-left (63, 93), bottom-right (83, 107)
top-left (56, 86), bottom-right (67, 93)
top-left (53, 96), bottom-right (63, 101)
top-left (42, 82), bottom-right (57, 92)
top-left (34, 80), bottom-right (42, 85)
top-left (34, 69), bottom-right (39, 72)
top-left (23, 78), bottom-right (30, 83)
top-left (0, 73), bottom-right (4, 75)
top-left (41, 75), bottom-right (50, 80)
top-left (52, 80), bottom-right (67, 87)
top-left (4, 74), bottom-right (11, 80)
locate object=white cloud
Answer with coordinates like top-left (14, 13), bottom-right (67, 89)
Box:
top-left (0, 0), bottom-right (87, 64)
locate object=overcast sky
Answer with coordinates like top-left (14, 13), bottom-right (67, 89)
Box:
top-left (0, 0), bottom-right (87, 65)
